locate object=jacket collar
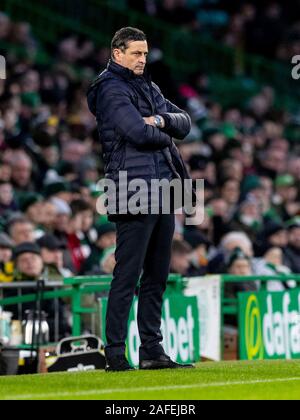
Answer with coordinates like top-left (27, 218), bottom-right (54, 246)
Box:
top-left (107, 60), bottom-right (137, 81)
top-left (107, 60), bottom-right (151, 82)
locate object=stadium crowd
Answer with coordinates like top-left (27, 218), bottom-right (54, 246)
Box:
top-left (0, 7), bottom-right (299, 334)
top-left (127, 0), bottom-right (300, 60)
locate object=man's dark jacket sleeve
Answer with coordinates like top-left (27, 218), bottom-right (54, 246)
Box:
top-left (151, 83), bottom-right (191, 140)
top-left (160, 99), bottom-right (192, 140)
top-left (97, 80), bottom-right (172, 150)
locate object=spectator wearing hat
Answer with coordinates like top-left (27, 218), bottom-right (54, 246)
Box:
top-left (0, 233), bottom-right (14, 283)
top-left (240, 175), bottom-right (265, 202)
top-left (283, 218), bottom-right (300, 273)
top-left (7, 242), bottom-right (69, 339)
top-left (3, 242), bottom-right (44, 320)
top-left (13, 242), bottom-right (44, 282)
top-left (226, 248), bottom-right (253, 277)
top-left (43, 181), bottom-right (72, 203)
top-left (37, 234), bottom-right (72, 281)
top-left (208, 231), bottom-right (253, 274)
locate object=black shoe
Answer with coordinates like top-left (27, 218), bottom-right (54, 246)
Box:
top-left (139, 354), bottom-right (195, 370)
top-left (105, 355), bottom-right (135, 372)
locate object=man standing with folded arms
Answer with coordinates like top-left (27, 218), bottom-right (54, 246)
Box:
top-left (87, 27), bottom-right (195, 371)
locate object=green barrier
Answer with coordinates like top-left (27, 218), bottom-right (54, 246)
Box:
top-left (1, 274), bottom-right (300, 360)
top-left (239, 289), bottom-right (300, 361)
top-left (1, 0), bottom-right (299, 111)
top-left (0, 274), bottom-right (183, 338)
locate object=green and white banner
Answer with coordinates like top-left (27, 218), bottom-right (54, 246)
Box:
top-left (184, 276), bottom-right (221, 361)
top-left (99, 294), bottom-right (201, 367)
top-left (239, 289), bottom-right (300, 360)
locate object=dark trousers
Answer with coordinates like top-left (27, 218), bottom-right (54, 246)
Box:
top-left (105, 213), bottom-right (175, 361)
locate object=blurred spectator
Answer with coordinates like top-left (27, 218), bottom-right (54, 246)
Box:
top-left (13, 242), bottom-right (44, 282)
top-left (66, 200), bottom-right (92, 273)
top-left (37, 234), bottom-right (72, 281)
top-left (82, 222), bottom-right (116, 274)
top-left (253, 245), bottom-right (295, 291)
top-left (184, 228), bottom-right (210, 276)
top-left (7, 217), bottom-right (35, 245)
top-left (208, 232), bottom-right (253, 274)
top-left (0, 181), bottom-right (17, 216)
top-left (99, 246), bottom-right (116, 275)
top-left (0, 233), bottom-right (14, 283)
top-left (170, 239), bottom-right (205, 276)
top-left (4, 242), bottom-right (69, 338)
top-left (225, 247), bottom-right (258, 305)
top-left (170, 240), bottom-right (192, 276)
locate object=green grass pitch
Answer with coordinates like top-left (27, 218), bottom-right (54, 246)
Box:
top-left (1, 360), bottom-right (300, 400)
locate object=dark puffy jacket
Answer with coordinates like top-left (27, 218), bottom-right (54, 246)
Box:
top-left (87, 60), bottom-right (196, 217)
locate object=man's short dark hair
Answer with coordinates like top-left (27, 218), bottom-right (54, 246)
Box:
top-left (111, 27), bottom-right (147, 57)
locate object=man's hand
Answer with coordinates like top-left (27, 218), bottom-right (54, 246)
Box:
top-left (143, 116), bottom-right (156, 127)
top-left (143, 116), bottom-right (165, 128)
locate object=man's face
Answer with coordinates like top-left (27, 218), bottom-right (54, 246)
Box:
top-left (41, 248), bottom-right (63, 269)
top-left (98, 232), bottom-right (116, 250)
top-left (11, 222), bottom-right (35, 245)
top-left (170, 252), bottom-right (190, 276)
top-left (54, 213), bottom-right (70, 232)
top-left (113, 41), bottom-right (148, 75)
top-left (17, 252), bottom-right (44, 278)
top-left (0, 247), bottom-right (12, 263)
top-left (229, 259), bottom-right (252, 276)
top-left (11, 160), bottom-right (32, 188)
top-left (0, 183), bottom-right (13, 206)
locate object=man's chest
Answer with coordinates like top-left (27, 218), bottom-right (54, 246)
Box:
top-left (129, 80), bottom-right (167, 116)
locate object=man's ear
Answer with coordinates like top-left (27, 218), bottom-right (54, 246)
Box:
top-left (113, 49), bottom-right (122, 63)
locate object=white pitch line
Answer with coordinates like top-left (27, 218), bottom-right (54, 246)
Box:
top-left (4, 377), bottom-right (300, 400)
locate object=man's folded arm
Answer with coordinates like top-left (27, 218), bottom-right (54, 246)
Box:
top-left (160, 99), bottom-right (192, 140)
top-left (98, 88), bottom-right (172, 150)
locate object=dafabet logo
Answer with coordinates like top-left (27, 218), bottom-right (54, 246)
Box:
top-left (0, 55), bottom-right (6, 79)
